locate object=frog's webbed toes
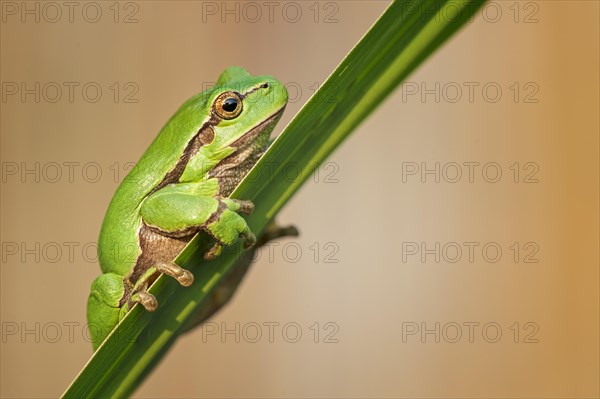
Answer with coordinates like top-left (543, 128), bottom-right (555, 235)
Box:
top-left (131, 291), bottom-right (158, 312)
top-left (223, 198), bottom-right (254, 215)
top-left (202, 223), bottom-right (255, 260)
top-left (236, 200), bottom-right (254, 216)
top-left (156, 262), bottom-right (194, 287)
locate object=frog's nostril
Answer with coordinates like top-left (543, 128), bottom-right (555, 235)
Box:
top-left (261, 82), bottom-right (269, 89)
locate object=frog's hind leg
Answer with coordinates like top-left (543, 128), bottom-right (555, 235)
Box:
top-left (141, 189), bottom-right (257, 261)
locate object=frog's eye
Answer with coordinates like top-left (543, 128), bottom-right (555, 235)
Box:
top-left (214, 92), bottom-right (243, 120)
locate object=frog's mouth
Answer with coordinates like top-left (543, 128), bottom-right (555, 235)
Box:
top-left (228, 106), bottom-right (286, 149)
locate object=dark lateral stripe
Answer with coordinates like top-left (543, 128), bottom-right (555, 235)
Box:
top-left (147, 122), bottom-right (217, 197)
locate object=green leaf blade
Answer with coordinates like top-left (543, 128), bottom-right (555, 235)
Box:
top-left (63, 1), bottom-right (486, 397)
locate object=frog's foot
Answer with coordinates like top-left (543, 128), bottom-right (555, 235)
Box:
top-left (156, 262), bottom-right (194, 287)
top-left (128, 262), bottom-right (193, 311)
top-left (203, 199), bottom-right (257, 260)
top-left (257, 223), bottom-right (299, 246)
top-left (131, 290), bottom-right (157, 312)
top-left (221, 198), bottom-right (254, 215)
top-left (203, 232), bottom-right (255, 260)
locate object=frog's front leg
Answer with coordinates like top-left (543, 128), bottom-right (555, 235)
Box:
top-left (141, 182), bottom-right (256, 260)
top-left (203, 197), bottom-right (257, 259)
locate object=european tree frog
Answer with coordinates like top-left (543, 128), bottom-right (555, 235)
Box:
top-left (87, 67), bottom-right (289, 350)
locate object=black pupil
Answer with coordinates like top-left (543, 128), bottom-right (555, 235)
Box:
top-left (222, 98), bottom-right (238, 112)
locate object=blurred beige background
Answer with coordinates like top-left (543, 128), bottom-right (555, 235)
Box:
top-left (1, 1), bottom-right (598, 398)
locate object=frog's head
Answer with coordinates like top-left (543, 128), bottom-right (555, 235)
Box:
top-left (161, 67), bottom-right (288, 187)
top-left (204, 66), bottom-right (288, 153)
